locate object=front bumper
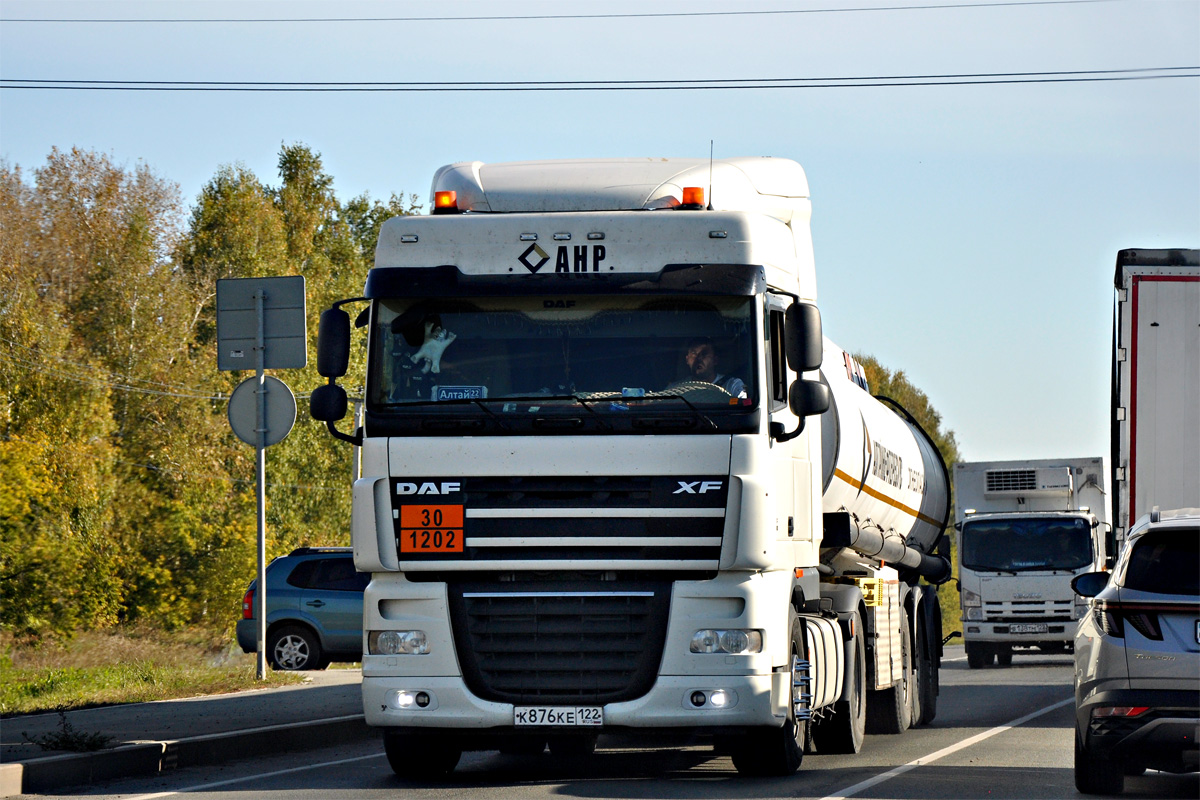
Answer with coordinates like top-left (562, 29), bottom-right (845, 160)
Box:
top-left (962, 622), bottom-right (1073, 644)
top-left (362, 672), bottom-right (789, 734)
top-left (1076, 689), bottom-right (1200, 773)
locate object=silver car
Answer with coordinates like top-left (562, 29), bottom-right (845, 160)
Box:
top-left (1071, 507), bottom-right (1200, 794)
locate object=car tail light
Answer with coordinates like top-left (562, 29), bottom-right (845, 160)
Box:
top-left (1092, 706), bottom-right (1149, 718)
top-left (1092, 600), bottom-right (1187, 641)
top-left (1092, 600), bottom-right (1123, 637)
top-left (242, 588), bottom-right (255, 620)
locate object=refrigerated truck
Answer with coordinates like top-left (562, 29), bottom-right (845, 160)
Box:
top-left (1110, 248), bottom-right (1200, 539)
top-left (309, 157), bottom-right (953, 778)
top-left (953, 458), bottom-right (1109, 668)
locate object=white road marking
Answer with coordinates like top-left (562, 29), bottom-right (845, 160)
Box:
top-left (819, 696), bottom-right (1074, 800)
top-left (121, 752), bottom-right (386, 799)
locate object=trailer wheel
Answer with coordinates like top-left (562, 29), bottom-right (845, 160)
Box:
top-left (731, 615), bottom-right (806, 776)
top-left (865, 609), bottom-right (912, 735)
top-left (916, 612), bottom-right (938, 725)
top-left (811, 610), bottom-right (866, 754)
top-left (908, 604), bottom-right (923, 727)
top-left (383, 732), bottom-right (462, 779)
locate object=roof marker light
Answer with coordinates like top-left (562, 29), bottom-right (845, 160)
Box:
top-left (433, 190), bottom-right (459, 214)
top-left (681, 186), bottom-right (705, 209)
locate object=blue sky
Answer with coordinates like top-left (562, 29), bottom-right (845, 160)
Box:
top-left (2, 0), bottom-right (1197, 463)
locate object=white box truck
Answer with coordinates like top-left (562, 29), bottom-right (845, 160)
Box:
top-left (953, 458), bottom-right (1110, 668)
top-left (1110, 248), bottom-right (1200, 539)
top-left (310, 157), bottom-right (953, 778)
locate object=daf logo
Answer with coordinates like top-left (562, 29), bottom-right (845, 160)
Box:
top-left (674, 480), bottom-right (723, 494)
top-left (395, 481), bottom-right (461, 495)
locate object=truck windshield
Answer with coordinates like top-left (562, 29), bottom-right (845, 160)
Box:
top-left (365, 295), bottom-right (757, 430)
top-left (960, 517), bottom-right (1093, 572)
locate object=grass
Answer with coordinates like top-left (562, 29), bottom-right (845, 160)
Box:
top-left (1, 627), bottom-right (305, 717)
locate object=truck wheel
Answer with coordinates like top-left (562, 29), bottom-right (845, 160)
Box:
top-left (731, 615), bottom-right (806, 776)
top-left (1074, 726), bottom-right (1124, 795)
top-left (916, 614), bottom-right (937, 725)
top-left (865, 609), bottom-right (912, 735)
top-left (996, 646), bottom-right (1013, 667)
top-left (965, 641), bottom-right (989, 669)
top-left (908, 606), bottom-right (923, 727)
top-left (267, 625), bottom-right (323, 671)
top-left (383, 732), bottom-right (462, 779)
top-left (811, 610), bottom-right (866, 754)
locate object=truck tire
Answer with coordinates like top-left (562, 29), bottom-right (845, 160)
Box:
top-left (995, 646), bottom-right (1013, 667)
top-left (1074, 727), bottom-right (1124, 795)
top-left (383, 732), bottom-right (462, 779)
top-left (908, 604), bottom-right (923, 727)
top-left (731, 615), bottom-right (806, 776)
top-left (865, 609), bottom-right (912, 735)
top-left (916, 613), bottom-right (937, 725)
top-left (965, 641), bottom-right (993, 669)
top-left (267, 625), bottom-right (323, 671)
top-left (811, 610), bottom-right (866, 754)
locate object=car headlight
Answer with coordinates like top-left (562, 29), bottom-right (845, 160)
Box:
top-left (962, 588), bottom-right (982, 607)
top-left (369, 630), bottom-right (430, 655)
top-left (690, 629), bottom-right (763, 654)
top-left (965, 607), bottom-right (984, 621)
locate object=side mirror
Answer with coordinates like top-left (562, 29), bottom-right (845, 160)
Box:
top-left (784, 303), bottom-right (823, 372)
top-left (936, 533), bottom-right (951, 559)
top-left (1070, 571), bottom-right (1110, 598)
top-left (310, 383), bottom-right (348, 422)
top-left (316, 307), bottom-right (351, 378)
top-left (788, 379), bottom-right (830, 418)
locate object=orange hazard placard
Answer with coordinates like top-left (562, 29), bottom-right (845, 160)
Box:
top-left (399, 505), bottom-right (465, 553)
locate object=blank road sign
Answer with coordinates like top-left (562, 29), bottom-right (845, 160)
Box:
top-left (216, 276), bottom-right (307, 371)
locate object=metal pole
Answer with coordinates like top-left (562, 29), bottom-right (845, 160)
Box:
top-left (254, 289), bottom-right (268, 681)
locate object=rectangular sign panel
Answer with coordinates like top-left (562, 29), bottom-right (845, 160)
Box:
top-left (216, 276), bottom-right (307, 371)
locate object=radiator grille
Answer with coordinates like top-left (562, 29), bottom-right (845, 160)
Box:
top-left (986, 469), bottom-right (1037, 492)
top-left (393, 475), bottom-right (727, 569)
top-left (447, 580), bottom-right (670, 705)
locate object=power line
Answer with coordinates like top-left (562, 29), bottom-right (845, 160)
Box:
top-left (0, 1), bottom-right (1120, 25)
top-left (2, 66), bottom-right (1195, 92)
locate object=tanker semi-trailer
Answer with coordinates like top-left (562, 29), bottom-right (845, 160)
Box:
top-left (308, 157), bottom-right (951, 778)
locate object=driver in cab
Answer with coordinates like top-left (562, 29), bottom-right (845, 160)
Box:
top-left (681, 337), bottom-right (746, 398)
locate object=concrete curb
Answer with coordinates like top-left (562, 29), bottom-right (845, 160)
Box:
top-left (4, 714), bottom-right (375, 797)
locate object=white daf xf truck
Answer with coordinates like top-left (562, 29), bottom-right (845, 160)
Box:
top-left (1110, 248), bottom-right (1200, 540)
top-left (309, 157), bottom-right (952, 777)
top-left (953, 457), bottom-right (1110, 668)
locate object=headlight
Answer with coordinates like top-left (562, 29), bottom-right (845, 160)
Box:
top-left (964, 607), bottom-right (984, 621)
top-left (962, 589), bottom-right (982, 607)
top-left (690, 629), bottom-right (763, 654)
top-left (369, 630), bottom-right (430, 655)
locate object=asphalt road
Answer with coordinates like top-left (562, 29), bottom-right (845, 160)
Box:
top-left (23, 649), bottom-right (1199, 800)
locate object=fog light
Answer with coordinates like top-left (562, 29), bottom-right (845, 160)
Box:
top-left (690, 691), bottom-right (707, 707)
top-left (709, 690), bottom-right (729, 708)
top-left (416, 692), bottom-right (431, 708)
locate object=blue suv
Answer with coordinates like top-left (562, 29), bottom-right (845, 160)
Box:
top-left (236, 547), bottom-right (367, 670)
